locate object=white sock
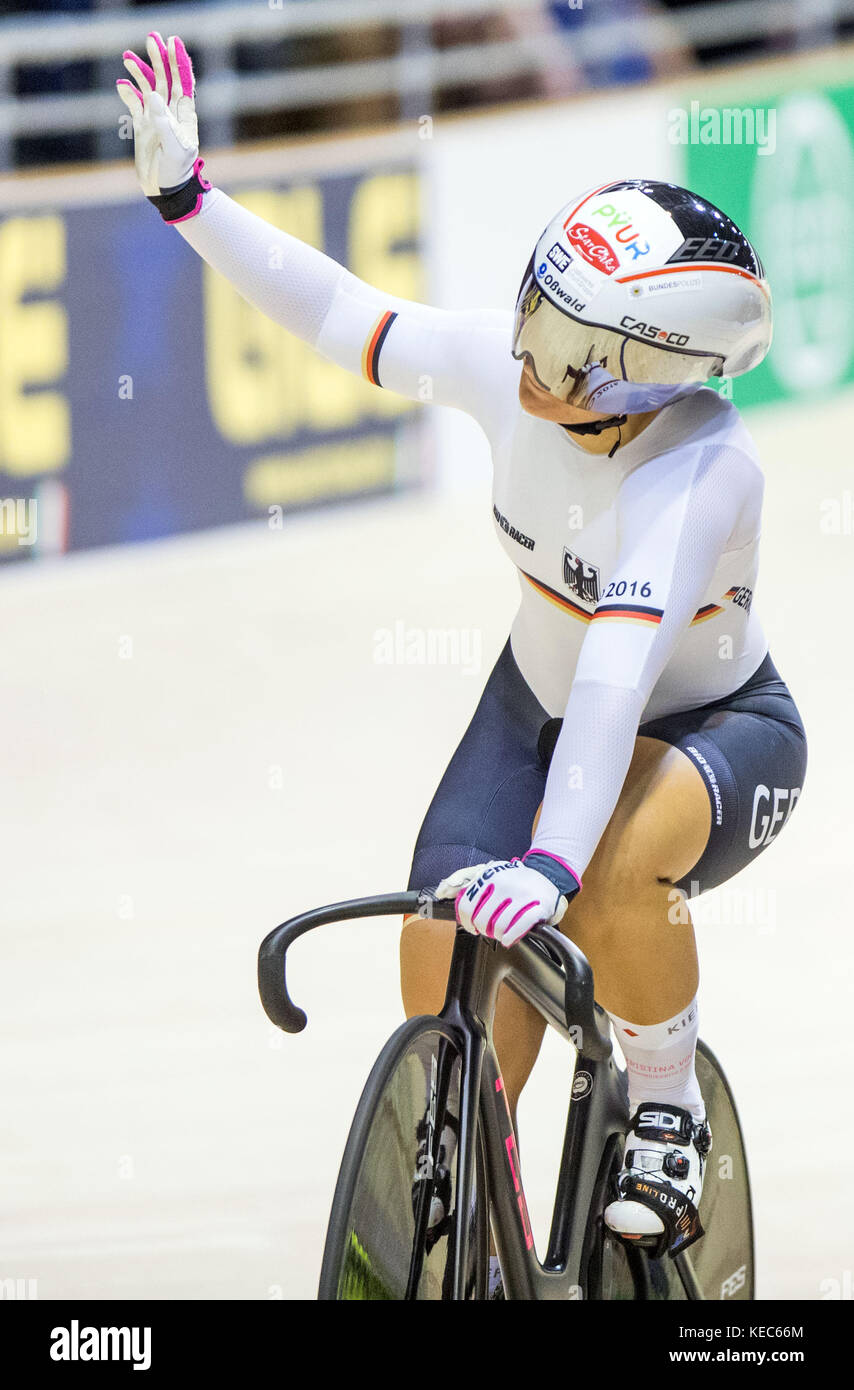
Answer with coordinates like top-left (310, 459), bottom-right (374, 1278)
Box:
top-left (607, 998), bottom-right (705, 1123)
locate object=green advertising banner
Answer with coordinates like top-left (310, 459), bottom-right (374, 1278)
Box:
top-left (679, 54), bottom-right (854, 409)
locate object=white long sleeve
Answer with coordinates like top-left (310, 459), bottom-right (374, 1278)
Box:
top-left (176, 188), bottom-right (514, 421)
top-left (530, 442), bottom-right (759, 879)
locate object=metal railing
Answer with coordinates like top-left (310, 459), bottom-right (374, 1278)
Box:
top-left (0, 0), bottom-right (847, 168)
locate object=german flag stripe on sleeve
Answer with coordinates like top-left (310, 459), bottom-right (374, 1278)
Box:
top-left (691, 603), bottom-right (723, 625)
top-left (691, 588), bottom-right (744, 624)
top-left (361, 310), bottom-right (398, 387)
top-left (591, 602), bottom-right (663, 626)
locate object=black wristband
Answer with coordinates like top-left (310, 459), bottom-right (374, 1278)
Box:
top-left (147, 158), bottom-right (212, 225)
top-left (522, 850), bottom-right (581, 900)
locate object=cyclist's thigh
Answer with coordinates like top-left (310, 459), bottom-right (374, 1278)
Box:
top-left (586, 736), bottom-right (713, 894)
top-left (407, 638), bottom-right (549, 893)
top-left (533, 654), bottom-right (807, 902)
top-left (533, 734), bottom-right (713, 900)
top-left (633, 689), bottom-right (807, 897)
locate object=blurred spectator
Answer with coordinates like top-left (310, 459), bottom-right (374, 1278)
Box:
top-left (235, 23), bottom-right (399, 143)
top-left (432, 9), bottom-right (551, 113)
top-left (0, 0), bottom-right (847, 172)
top-left (7, 0), bottom-right (97, 167)
top-left (539, 0), bottom-right (690, 88)
top-left (654, 0), bottom-right (836, 66)
top-left (432, 0), bottom-right (690, 115)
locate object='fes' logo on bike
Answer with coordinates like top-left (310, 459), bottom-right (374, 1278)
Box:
top-left (721, 1264), bottom-right (747, 1298)
top-left (563, 548), bottom-right (600, 604)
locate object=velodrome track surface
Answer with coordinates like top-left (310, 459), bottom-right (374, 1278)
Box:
top-left (2, 387), bottom-right (850, 1300)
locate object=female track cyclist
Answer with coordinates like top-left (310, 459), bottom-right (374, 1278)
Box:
top-left (118, 35), bottom-right (807, 1261)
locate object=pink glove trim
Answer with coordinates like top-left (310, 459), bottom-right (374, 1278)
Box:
top-left (174, 36), bottom-right (195, 98)
top-left (485, 897), bottom-right (512, 939)
top-left (123, 50), bottom-right (156, 91)
top-left (506, 900), bottom-right (540, 932)
top-left (523, 848), bottom-right (582, 891)
top-left (116, 79), bottom-right (144, 108)
top-left (194, 157), bottom-right (212, 191)
top-left (470, 883), bottom-right (493, 925)
top-left (453, 887), bottom-right (466, 923)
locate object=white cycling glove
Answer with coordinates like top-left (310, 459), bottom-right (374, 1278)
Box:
top-left (117, 32), bottom-right (211, 223)
top-left (435, 852), bottom-right (581, 948)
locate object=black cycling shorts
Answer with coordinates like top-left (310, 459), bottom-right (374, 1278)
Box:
top-left (408, 641), bottom-right (807, 898)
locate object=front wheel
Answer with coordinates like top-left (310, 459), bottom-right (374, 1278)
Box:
top-left (318, 1016), bottom-right (489, 1300)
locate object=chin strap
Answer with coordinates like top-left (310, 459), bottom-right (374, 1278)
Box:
top-left (563, 414), bottom-right (627, 435)
top-left (563, 414), bottom-right (628, 459)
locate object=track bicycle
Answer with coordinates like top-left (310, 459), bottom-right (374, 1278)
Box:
top-left (258, 890), bottom-right (754, 1301)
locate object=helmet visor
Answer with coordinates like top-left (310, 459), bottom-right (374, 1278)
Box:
top-left (512, 280), bottom-right (725, 415)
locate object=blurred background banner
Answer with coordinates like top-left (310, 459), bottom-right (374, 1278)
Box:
top-left (3, 3), bottom-right (854, 564)
top-left (3, 3), bottom-right (854, 561)
top-left (680, 54), bottom-right (854, 409)
top-left (0, 147), bottom-right (425, 562)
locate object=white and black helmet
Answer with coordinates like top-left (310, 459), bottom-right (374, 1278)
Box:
top-left (512, 179), bottom-right (772, 416)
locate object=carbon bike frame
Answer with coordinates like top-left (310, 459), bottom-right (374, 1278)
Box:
top-left (258, 890), bottom-right (703, 1300)
top-left (417, 898), bottom-right (631, 1299)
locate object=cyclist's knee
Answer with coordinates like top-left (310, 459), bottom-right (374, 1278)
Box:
top-left (560, 820), bottom-right (699, 954)
top-left (582, 826), bottom-right (675, 906)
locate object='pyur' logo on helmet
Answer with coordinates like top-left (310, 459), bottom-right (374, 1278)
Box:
top-left (620, 315), bottom-right (690, 347)
top-left (589, 201), bottom-right (651, 261)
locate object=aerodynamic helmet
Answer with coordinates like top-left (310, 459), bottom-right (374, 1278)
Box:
top-left (512, 179), bottom-right (772, 416)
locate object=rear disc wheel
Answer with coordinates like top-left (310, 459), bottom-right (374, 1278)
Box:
top-left (582, 1040), bottom-right (754, 1300)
